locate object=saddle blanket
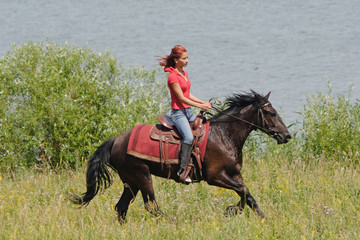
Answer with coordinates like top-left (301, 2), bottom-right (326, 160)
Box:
top-left (126, 122), bottom-right (210, 164)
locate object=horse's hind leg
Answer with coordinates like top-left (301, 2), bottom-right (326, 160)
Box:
top-left (115, 183), bottom-right (139, 222)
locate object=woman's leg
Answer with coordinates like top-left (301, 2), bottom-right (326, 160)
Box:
top-left (171, 109), bottom-right (194, 183)
top-left (171, 109), bottom-right (193, 145)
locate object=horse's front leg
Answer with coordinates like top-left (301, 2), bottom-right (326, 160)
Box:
top-left (208, 171), bottom-right (265, 218)
top-left (139, 175), bottom-right (164, 217)
top-left (230, 174), bottom-right (265, 218)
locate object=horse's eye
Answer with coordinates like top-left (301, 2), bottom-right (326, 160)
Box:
top-left (264, 110), bottom-right (276, 117)
top-left (268, 112), bottom-right (276, 117)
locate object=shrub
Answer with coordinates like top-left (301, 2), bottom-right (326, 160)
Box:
top-left (0, 41), bottom-right (169, 170)
top-left (301, 80), bottom-right (360, 165)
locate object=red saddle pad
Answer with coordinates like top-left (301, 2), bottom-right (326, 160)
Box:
top-left (126, 123), bottom-right (210, 164)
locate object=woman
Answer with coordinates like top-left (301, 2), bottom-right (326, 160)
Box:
top-left (158, 45), bottom-right (212, 183)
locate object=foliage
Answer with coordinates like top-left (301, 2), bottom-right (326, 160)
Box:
top-left (0, 41), bottom-right (169, 170)
top-left (301, 79), bottom-right (360, 165)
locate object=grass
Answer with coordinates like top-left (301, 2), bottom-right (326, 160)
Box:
top-left (1, 157), bottom-right (359, 240)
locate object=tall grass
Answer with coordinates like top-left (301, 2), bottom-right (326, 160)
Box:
top-left (0, 157), bottom-right (359, 239)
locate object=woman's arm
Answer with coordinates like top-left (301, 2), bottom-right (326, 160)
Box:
top-left (171, 83), bottom-right (212, 110)
top-left (189, 93), bottom-right (205, 104)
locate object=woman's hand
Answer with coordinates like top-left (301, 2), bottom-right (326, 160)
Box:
top-left (200, 101), bottom-right (212, 111)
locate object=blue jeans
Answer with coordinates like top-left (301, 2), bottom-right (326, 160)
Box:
top-left (171, 108), bottom-right (195, 145)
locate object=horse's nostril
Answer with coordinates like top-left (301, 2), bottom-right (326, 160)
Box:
top-left (286, 135), bottom-right (292, 140)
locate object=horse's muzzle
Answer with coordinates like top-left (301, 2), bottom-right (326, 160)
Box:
top-left (276, 133), bottom-right (292, 144)
top-left (270, 130), bottom-right (291, 144)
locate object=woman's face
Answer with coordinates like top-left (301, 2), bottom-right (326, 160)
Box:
top-left (175, 52), bottom-right (188, 68)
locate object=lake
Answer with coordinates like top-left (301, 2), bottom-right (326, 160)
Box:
top-left (1, 0), bottom-right (359, 122)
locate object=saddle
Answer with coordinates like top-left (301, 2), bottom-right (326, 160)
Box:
top-left (149, 112), bottom-right (207, 180)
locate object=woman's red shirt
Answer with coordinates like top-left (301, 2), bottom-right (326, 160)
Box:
top-left (165, 67), bottom-right (191, 110)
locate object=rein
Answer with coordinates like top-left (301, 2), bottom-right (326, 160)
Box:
top-left (210, 103), bottom-right (272, 133)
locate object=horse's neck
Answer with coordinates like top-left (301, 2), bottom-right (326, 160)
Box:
top-left (213, 106), bottom-right (257, 150)
top-left (228, 121), bottom-right (252, 150)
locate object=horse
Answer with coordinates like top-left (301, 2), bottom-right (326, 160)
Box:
top-left (69, 90), bottom-right (291, 221)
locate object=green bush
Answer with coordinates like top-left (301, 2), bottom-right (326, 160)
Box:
top-left (301, 80), bottom-right (360, 164)
top-left (0, 41), bottom-right (169, 170)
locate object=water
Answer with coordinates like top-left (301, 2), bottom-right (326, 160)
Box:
top-left (1, 0), bottom-right (359, 122)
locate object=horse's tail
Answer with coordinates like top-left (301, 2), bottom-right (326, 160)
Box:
top-left (69, 137), bottom-right (116, 206)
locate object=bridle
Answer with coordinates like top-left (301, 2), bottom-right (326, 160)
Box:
top-left (209, 101), bottom-right (275, 135)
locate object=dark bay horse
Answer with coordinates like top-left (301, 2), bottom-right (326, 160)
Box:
top-left (70, 91), bottom-right (291, 221)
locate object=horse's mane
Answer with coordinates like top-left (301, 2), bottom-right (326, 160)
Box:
top-left (209, 90), bottom-right (268, 121)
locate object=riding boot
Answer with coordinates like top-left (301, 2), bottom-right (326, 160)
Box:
top-left (177, 142), bottom-right (192, 183)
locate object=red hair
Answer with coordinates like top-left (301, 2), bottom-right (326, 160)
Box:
top-left (158, 45), bottom-right (187, 68)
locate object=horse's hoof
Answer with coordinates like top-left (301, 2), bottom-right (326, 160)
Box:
top-left (157, 210), bottom-right (165, 217)
top-left (224, 206), bottom-right (239, 216)
top-left (256, 209), bottom-right (266, 219)
top-left (115, 211), bottom-right (127, 224)
top-left (118, 217), bottom-right (126, 224)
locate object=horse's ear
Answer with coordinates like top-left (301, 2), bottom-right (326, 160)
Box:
top-left (265, 91), bottom-right (271, 100)
top-left (251, 90), bottom-right (263, 103)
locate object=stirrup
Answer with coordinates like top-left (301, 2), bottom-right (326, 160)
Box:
top-left (179, 165), bottom-right (192, 184)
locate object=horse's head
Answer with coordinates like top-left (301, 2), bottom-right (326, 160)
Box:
top-left (211, 91), bottom-right (292, 144)
top-left (254, 91), bottom-right (291, 144)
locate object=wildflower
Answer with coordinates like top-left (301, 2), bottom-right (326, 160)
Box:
top-left (311, 206), bottom-right (315, 213)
